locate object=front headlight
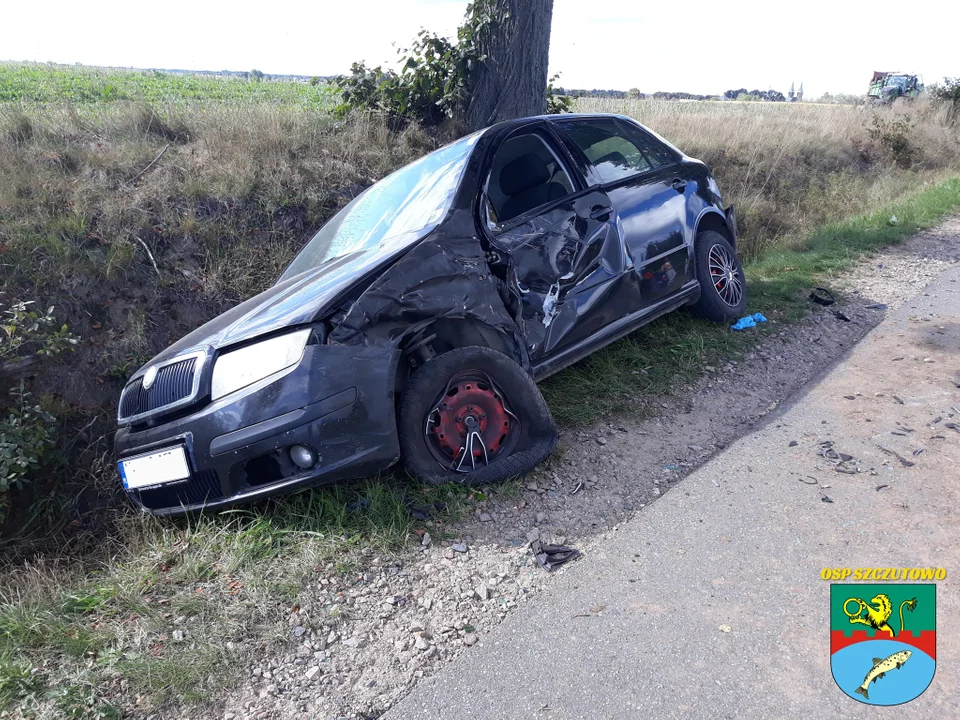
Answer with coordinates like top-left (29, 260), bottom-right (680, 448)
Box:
top-left (211, 328), bottom-right (311, 401)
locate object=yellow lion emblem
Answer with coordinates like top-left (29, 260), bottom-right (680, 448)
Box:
top-left (843, 593), bottom-right (918, 637)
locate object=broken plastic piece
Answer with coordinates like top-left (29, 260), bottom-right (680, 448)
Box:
top-left (809, 288), bottom-right (836, 306)
top-left (530, 539), bottom-right (581, 571)
top-left (832, 310), bottom-right (851, 322)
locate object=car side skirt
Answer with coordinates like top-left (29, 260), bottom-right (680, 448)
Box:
top-left (531, 280), bottom-right (701, 380)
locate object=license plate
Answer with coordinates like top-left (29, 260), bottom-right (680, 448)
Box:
top-left (118, 446), bottom-right (191, 490)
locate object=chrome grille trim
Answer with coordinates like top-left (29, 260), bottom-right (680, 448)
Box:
top-left (117, 350), bottom-right (208, 425)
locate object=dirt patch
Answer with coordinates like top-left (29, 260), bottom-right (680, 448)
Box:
top-left (199, 220), bottom-right (958, 719)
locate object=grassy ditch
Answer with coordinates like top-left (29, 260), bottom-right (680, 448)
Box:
top-left (0, 478), bottom-right (474, 718)
top-left (2, 179), bottom-right (958, 718)
top-left (3, 63), bottom-right (960, 716)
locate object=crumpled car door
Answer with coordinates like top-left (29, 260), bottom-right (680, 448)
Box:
top-left (490, 189), bottom-right (630, 362)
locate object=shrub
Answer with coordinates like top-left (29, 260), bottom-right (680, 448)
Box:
top-left (0, 302), bottom-right (76, 496)
top-left (335, 1), bottom-right (569, 125)
top-left (930, 77), bottom-right (960, 121)
top-left (867, 114), bottom-right (914, 166)
top-left (546, 73), bottom-right (573, 114)
top-left (0, 382), bottom-right (56, 493)
top-left (335, 1), bottom-right (501, 125)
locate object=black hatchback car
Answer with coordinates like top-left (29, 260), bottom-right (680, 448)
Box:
top-left (115, 113), bottom-right (745, 515)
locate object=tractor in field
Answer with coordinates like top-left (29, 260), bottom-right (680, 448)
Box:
top-left (868, 72), bottom-right (923, 103)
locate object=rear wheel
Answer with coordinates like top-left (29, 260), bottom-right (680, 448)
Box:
top-left (398, 346), bottom-right (557, 486)
top-left (690, 230), bottom-right (747, 321)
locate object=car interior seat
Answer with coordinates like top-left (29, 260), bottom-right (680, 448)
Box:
top-left (499, 153), bottom-right (568, 223)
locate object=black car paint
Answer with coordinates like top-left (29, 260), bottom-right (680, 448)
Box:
top-left (115, 113), bottom-right (736, 515)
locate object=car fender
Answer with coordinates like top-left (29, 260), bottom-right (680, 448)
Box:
top-left (327, 229), bottom-right (528, 372)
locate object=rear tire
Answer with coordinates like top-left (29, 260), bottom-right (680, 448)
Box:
top-left (690, 230), bottom-right (747, 322)
top-left (398, 346), bottom-right (557, 486)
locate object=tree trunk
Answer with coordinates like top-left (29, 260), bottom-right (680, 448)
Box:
top-left (465, 0), bottom-right (554, 131)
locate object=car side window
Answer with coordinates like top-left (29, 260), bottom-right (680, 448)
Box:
top-left (486, 132), bottom-right (575, 225)
top-left (618, 120), bottom-right (678, 169)
top-left (559, 118), bottom-right (670, 184)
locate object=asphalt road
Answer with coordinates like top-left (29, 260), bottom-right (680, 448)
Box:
top-left (389, 265), bottom-right (960, 718)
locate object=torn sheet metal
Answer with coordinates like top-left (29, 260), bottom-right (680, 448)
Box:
top-left (327, 229), bottom-right (528, 366)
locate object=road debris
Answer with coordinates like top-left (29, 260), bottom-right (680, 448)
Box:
top-left (531, 540), bottom-right (581, 572)
top-left (832, 310), bottom-right (851, 322)
top-left (893, 396), bottom-right (905, 405)
top-left (877, 445), bottom-right (915, 467)
top-left (730, 312), bottom-right (768, 331)
top-left (821, 495), bottom-right (834, 503)
top-left (809, 288), bottom-right (836, 306)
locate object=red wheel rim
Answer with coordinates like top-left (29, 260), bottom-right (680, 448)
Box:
top-left (424, 371), bottom-right (519, 472)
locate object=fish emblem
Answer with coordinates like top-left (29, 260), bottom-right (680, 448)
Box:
top-left (855, 650), bottom-right (911, 700)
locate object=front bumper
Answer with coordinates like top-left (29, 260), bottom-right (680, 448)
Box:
top-left (114, 345), bottom-right (401, 516)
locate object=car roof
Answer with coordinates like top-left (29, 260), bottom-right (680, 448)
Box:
top-left (483, 112), bottom-right (635, 135)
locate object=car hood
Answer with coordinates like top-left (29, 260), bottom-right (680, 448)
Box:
top-left (143, 248), bottom-right (402, 368)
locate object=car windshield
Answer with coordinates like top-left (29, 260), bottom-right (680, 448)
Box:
top-left (280, 132), bottom-right (480, 281)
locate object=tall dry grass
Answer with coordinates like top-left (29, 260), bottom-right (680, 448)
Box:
top-left (0, 103), bottom-right (442, 546)
top-left (0, 96), bottom-right (958, 545)
top-left (577, 97), bottom-right (960, 257)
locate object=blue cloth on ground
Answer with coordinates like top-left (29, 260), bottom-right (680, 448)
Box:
top-left (730, 313), bottom-right (767, 331)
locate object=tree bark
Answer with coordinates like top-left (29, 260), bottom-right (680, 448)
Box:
top-left (465, 0), bottom-right (554, 131)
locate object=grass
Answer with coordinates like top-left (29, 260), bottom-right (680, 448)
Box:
top-left (4, 179), bottom-right (959, 717)
top-left (0, 62), bottom-right (337, 108)
top-left (3, 64), bottom-right (960, 716)
top-left (0, 477), bottom-right (475, 716)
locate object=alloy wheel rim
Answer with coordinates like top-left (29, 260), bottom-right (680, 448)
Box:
top-left (708, 243), bottom-right (744, 307)
top-left (424, 370), bottom-right (519, 473)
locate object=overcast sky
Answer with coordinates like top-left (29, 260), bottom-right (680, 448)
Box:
top-left (5, 0), bottom-right (955, 96)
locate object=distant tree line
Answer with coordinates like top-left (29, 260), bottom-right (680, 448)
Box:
top-left (556, 87), bottom-right (720, 101)
top-left (722, 88), bottom-right (786, 102)
top-left (556, 87), bottom-right (792, 102)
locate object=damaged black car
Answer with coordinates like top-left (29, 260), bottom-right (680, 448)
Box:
top-left (115, 113), bottom-right (745, 515)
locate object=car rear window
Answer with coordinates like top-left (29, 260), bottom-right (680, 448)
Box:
top-left (280, 131), bottom-right (480, 281)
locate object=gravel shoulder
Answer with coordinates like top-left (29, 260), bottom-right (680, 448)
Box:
top-left (389, 222), bottom-right (960, 719)
top-left (215, 218), bottom-right (960, 720)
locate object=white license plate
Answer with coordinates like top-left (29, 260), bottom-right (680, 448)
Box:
top-left (119, 446), bottom-right (191, 490)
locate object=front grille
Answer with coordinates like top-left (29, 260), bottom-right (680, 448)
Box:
top-left (135, 469), bottom-right (223, 510)
top-left (119, 356), bottom-right (198, 421)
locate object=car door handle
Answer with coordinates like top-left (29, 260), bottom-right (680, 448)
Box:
top-left (670, 178), bottom-right (688, 193)
top-left (590, 204), bottom-right (614, 220)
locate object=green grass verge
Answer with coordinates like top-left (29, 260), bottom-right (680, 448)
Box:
top-left (0, 477), bottom-right (476, 715)
top-left (542, 175), bottom-right (960, 426)
top-left (0, 62), bottom-right (338, 107)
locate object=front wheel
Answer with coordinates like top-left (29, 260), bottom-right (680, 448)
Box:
top-left (690, 230), bottom-right (747, 322)
top-left (397, 346), bottom-right (558, 486)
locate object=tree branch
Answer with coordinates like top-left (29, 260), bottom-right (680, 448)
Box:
top-left (135, 236), bottom-right (161, 276)
top-left (130, 143), bottom-right (170, 183)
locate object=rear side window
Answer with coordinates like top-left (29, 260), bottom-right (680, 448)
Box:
top-left (560, 118), bottom-right (674, 184)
